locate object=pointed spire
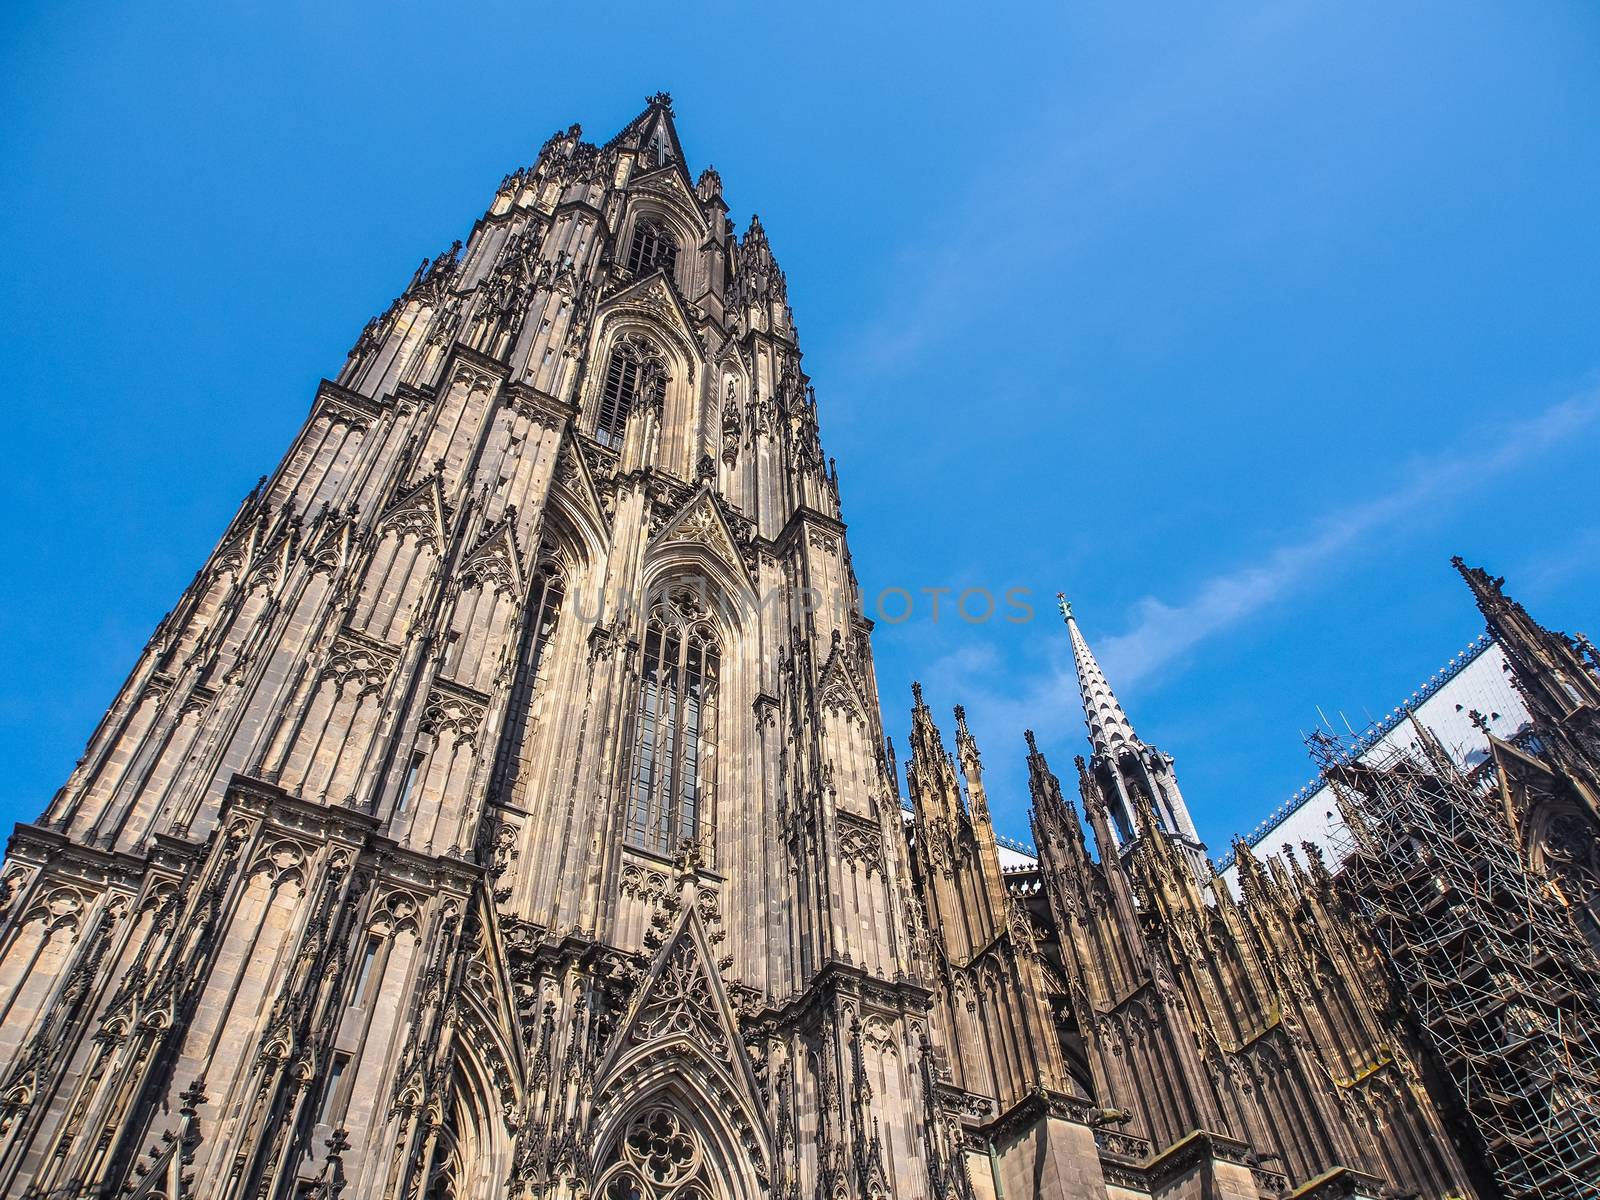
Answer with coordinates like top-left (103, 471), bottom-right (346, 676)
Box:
top-left (1073, 753), bottom-right (1120, 863)
top-left (605, 92), bottom-right (690, 178)
top-left (951, 706), bottom-right (1009, 916)
top-left (695, 164), bottom-right (724, 205)
top-left (1452, 555), bottom-right (1600, 719)
top-left (1058, 594), bottom-right (1138, 757)
top-left (1026, 730), bottom-right (1088, 857)
top-left (907, 683), bottom-right (961, 824)
top-left (953, 704), bottom-right (979, 768)
top-left (952, 705), bottom-right (992, 821)
top-left (737, 213), bottom-right (787, 298)
top-left (1231, 837), bottom-right (1271, 906)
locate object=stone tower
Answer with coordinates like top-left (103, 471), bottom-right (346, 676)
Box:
top-left (0, 96), bottom-right (935, 1200)
top-left (3, 96), bottom-right (1588, 1200)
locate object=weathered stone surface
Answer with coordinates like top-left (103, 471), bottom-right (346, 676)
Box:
top-left (1, 95), bottom-right (1592, 1200)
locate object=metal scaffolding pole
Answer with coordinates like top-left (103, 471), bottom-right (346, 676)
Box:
top-left (1311, 725), bottom-right (1600, 1200)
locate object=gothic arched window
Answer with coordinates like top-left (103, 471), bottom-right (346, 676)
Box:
top-left (597, 1106), bottom-right (721, 1200)
top-left (596, 336), bottom-right (668, 450)
top-left (627, 220), bottom-right (678, 277)
top-left (525, 563), bottom-right (566, 686)
top-left (488, 549), bottom-right (566, 802)
top-left (626, 595), bottom-right (719, 857)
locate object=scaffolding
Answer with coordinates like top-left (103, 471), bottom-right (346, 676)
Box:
top-left (1312, 725), bottom-right (1600, 1200)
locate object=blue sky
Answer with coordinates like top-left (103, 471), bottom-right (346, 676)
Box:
top-left (2, 2), bottom-right (1597, 852)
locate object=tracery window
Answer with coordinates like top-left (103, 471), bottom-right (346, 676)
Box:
top-left (525, 564), bottom-right (566, 685)
top-left (627, 219), bottom-right (678, 277)
top-left (423, 1106), bottom-right (463, 1200)
top-left (488, 551), bottom-right (567, 803)
top-left (596, 335), bottom-right (668, 450)
top-left (597, 1107), bottom-right (719, 1200)
top-left (625, 595), bottom-right (719, 857)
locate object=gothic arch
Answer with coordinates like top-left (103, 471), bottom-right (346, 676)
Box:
top-left (619, 202), bottom-right (696, 283)
top-left (545, 450), bottom-right (611, 567)
top-left (587, 313), bottom-right (698, 406)
top-left (590, 1075), bottom-right (767, 1200)
top-left (487, 499), bottom-right (594, 818)
top-left (624, 182), bottom-right (706, 252)
top-left (1526, 800), bottom-right (1600, 953)
top-left (587, 299), bottom-right (703, 475)
top-left (589, 906), bottom-right (772, 1198)
top-left (624, 551), bottom-right (758, 871)
top-left (639, 553), bottom-right (755, 642)
top-left (641, 492), bottom-right (758, 638)
top-left (424, 1041), bottom-right (514, 1200)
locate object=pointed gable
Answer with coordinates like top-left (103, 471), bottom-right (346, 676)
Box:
top-left (378, 471), bottom-right (449, 552)
top-left (817, 630), bottom-right (871, 726)
top-left (591, 895), bottom-right (771, 1185)
top-left (550, 435), bottom-right (611, 546)
top-left (595, 896), bottom-right (774, 1196)
top-left (629, 162), bottom-right (707, 231)
top-left (453, 886), bottom-right (528, 1105)
top-left (648, 486), bottom-right (752, 589)
top-left (611, 905), bottom-right (736, 1065)
top-left (608, 92), bottom-right (694, 192)
top-left (458, 516), bottom-right (524, 597)
top-left (597, 269), bottom-right (701, 364)
top-left (304, 507), bottom-right (356, 576)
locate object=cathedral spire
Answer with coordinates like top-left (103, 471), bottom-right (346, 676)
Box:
top-left (1025, 731), bottom-right (1090, 866)
top-left (1056, 595), bottom-right (1208, 883)
top-left (1059, 594), bottom-right (1138, 757)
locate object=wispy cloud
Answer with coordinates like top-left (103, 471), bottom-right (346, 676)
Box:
top-left (839, 4), bottom-right (1320, 379)
top-left (1096, 386), bottom-right (1600, 687)
top-left (907, 384), bottom-right (1600, 767)
top-left (1504, 523), bottom-right (1600, 601)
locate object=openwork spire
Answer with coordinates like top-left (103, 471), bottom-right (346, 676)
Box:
top-left (1059, 594), bottom-right (1138, 757)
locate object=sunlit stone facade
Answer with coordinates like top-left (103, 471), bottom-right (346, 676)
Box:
top-left (0, 97), bottom-right (1595, 1200)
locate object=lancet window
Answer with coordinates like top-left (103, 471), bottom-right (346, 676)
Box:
top-left (488, 547), bottom-right (567, 802)
top-left (625, 594), bottom-right (719, 857)
top-left (627, 219), bottom-right (678, 277)
top-left (525, 563), bottom-right (566, 685)
top-left (596, 335), bottom-right (668, 450)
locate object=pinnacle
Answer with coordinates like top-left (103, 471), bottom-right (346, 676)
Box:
top-left (1452, 555), bottom-right (1521, 627)
top-left (953, 705), bottom-right (980, 766)
top-left (1451, 554), bottom-right (1503, 594)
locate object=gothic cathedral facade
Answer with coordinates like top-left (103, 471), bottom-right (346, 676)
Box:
top-left (0, 97), bottom-right (1596, 1200)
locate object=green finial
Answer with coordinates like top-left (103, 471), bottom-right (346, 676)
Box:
top-left (1056, 592), bottom-right (1072, 623)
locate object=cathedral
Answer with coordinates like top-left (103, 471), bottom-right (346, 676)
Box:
top-left (0, 95), bottom-right (1596, 1200)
